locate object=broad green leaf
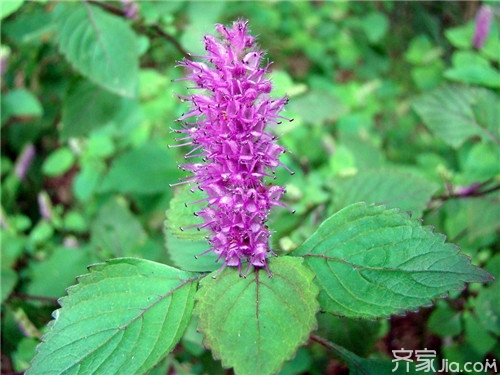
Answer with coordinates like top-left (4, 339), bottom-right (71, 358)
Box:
top-left (1, 268), bottom-right (17, 303)
top-left (471, 257), bottom-right (500, 336)
top-left (72, 159), bottom-right (106, 202)
top-left (444, 65), bottom-right (500, 88)
top-left (99, 142), bottom-right (182, 194)
top-left (277, 348), bottom-right (311, 375)
top-left (1, 0), bottom-right (24, 20)
top-left (463, 311), bottom-right (497, 357)
top-left (334, 169), bottom-right (438, 217)
top-left (444, 191), bottom-right (500, 243)
top-left (164, 185), bottom-right (218, 272)
top-left (61, 80), bottom-right (123, 139)
top-left (27, 258), bottom-right (201, 375)
top-left (411, 62), bottom-right (445, 90)
top-left (1, 5), bottom-right (54, 44)
top-left (139, 69), bottom-right (169, 100)
top-left (445, 22), bottom-right (474, 49)
top-left (28, 220), bottom-right (53, 246)
top-left (1, 89), bottom-right (43, 123)
top-left (42, 147), bottom-right (75, 177)
top-left (62, 211), bottom-right (87, 233)
top-left (404, 35), bottom-right (442, 65)
top-left (27, 246), bottom-right (94, 298)
top-left (181, 1), bottom-right (225, 56)
top-left (289, 91), bottom-right (348, 125)
top-left (316, 313), bottom-right (384, 357)
top-left (269, 70), bottom-right (307, 98)
top-left (460, 142), bottom-right (500, 182)
top-left (84, 134), bottom-right (115, 159)
top-left (13, 338), bottom-right (38, 373)
top-left (1, 230), bottom-right (26, 269)
top-left (427, 301), bottom-right (462, 337)
top-left (56, 3), bottom-right (138, 97)
top-left (293, 203), bottom-right (493, 319)
top-left (196, 257), bottom-right (319, 375)
top-left (360, 12), bottom-right (389, 44)
top-left (138, 1), bottom-right (185, 25)
top-left (90, 197), bottom-right (147, 258)
top-left (412, 84), bottom-right (500, 148)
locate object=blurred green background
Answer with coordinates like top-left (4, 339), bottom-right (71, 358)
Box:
top-left (2, 1), bottom-right (499, 374)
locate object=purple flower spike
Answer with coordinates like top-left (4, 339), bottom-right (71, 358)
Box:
top-left (15, 143), bottom-right (36, 180)
top-left (473, 5), bottom-right (492, 49)
top-left (171, 20), bottom-right (293, 276)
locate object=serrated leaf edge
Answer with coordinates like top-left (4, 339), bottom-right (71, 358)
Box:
top-left (293, 202), bottom-right (494, 318)
top-left (29, 257), bottom-right (203, 374)
top-left (195, 257), bottom-right (319, 375)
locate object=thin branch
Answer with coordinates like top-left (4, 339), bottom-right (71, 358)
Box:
top-left (87, 0), bottom-right (123, 17)
top-left (149, 24), bottom-right (190, 58)
top-left (86, 0), bottom-right (189, 57)
top-left (310, 334), bottom-right (366, 373)
top-left (431, 180), bottom-right (500, 203)
top-left (11, 292), bottom-right (59, 304)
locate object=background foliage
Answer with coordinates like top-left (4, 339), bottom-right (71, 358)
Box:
top-left (1, 1), bottom-right (499, 374)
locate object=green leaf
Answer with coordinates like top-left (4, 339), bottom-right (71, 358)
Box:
top-left (27, 258), bottom-right (200, 375)
top-left (411, 62), bottom-right (445, 90)
top-left (180, 1), bottom-right (225, 56)
top-left (445, 22), bottom-right (474, 49)
top-left (269, 70), bottom-right (307, 98)
top-left (42, 147), bottom-right (75, 177)
top-left (1, 89), bottom-right (43, 123)
top-left (0, 0), bottom-right (24, 20)
top-left (99, 142), bottom-right (182, 195)
top-left (55, 3), bottom-right (139, 97)
top-left (1, 268), bottom-right (18, 303)
top-left (73, 159), bottom-right (106, 202)
top-left (1, 5), bottom-right (54, 44)
top-left (463, 311), bottom-right (497, 357)
top-left (289, 91), bottom-right (348, 125)
top-left (293, 203), bottom-right (493, 319)
top-left (90, 197), bottom-right (147, 258)
top-left (316, 313), bottom-right (384, 357)
top-left (471, 268), bottom-right (500, 336)
top-left (84, 133), bottom-right (115, 159)
top-left (444, 191), bottom-right (500, 243)
top-left (28, 220), bottom-right (54, 246)
top-left (444, 65), bottom-right (500, 88)
top-left (334, 169), bottom-right (438, 217)
top-left (61, 80), bottom-right (123, 139)
top-left (27, 246), bottom-right (94, 298)
top-left (195, 257), bottom-right (319, 375)
top-left (13, 338), bottom-right (38, 373)
top-left (164, 185), bottom-right (218, 272)
top-left (1, 231), bottom-right (26, 269)
top-left (412, 84), bottom-right (500, 148)
top-left (360, 12), bottom-right (389, 44)
top-left (404, 35), bottom-right (442, 65)
top-left (428, 301), bottom-right (462, 337)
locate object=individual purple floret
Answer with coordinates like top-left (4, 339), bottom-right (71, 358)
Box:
top-left (120, 0), bottom-right (138, 19)
top-left (170, 20), bottom-right (293, 276)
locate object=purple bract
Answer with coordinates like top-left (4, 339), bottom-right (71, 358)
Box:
top-left (171, 20), bottom-right (293, 276)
